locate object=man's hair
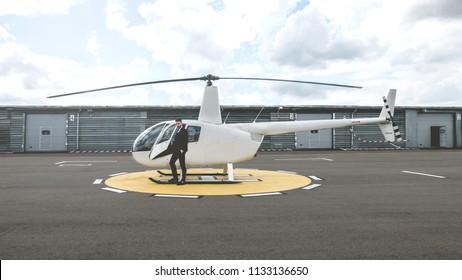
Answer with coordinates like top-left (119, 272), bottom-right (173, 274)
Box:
top-left (175, 118), bottom-right (182, 122)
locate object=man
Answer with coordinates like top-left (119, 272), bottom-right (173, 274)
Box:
top-left (169, 118), bottom-right (189, 185)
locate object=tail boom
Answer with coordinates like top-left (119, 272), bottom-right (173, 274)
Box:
top-left (231, 117), bottom-right (388, 136)
top-left (230, 89), bottom-right (401, 143)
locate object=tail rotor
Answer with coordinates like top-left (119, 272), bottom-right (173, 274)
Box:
top-left (378, 89), bottom-right (403, 142)
top-left (381, 93), bottom-right (403, 142)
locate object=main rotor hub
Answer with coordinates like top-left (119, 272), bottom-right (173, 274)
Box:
top-left (200, 74), bottom-right (220, 86)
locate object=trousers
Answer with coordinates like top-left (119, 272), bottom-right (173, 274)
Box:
top-left (169, 148), bottom-right (187, 181)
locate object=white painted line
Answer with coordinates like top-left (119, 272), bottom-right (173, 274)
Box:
top-left (101, 187), bottom-right (127, 194)
top-left (277, 170), bottom-right (298, 174)
top-left (233, 179), bottom-right (260, 182)
top-left (93, 179), bottom-right (104, 184)
top-left (402, 171), bottom-right (446, 179)
top-left (200, 176), bottom-right (216, 181)
top-left (109, 172), bottom-right (128, 177)
top-left (274, 158), bottom-right (333, 161)
top-left (54, 160), bottom-right (118, 165)
top-left (234, 174), bottom-right (252, 177)
top-left (240, 192), bottom-right (283, 198)
top-left (59, 164), bottom-right (92, 167)
top-left (302, 184), bottom-right (322, 190)
top-left (154, 194), bottom-right (200, 199)
top-left (309, 176), bottom-right (323, 181)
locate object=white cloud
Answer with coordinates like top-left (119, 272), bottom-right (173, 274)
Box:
top-left (0, 0), bottom-right (83, 16)
top-left (0, 37), bottom-right (154, 105)
top-left (263, 6), bottom-right (379, 69)
top-left (104, 0), bottom-right (299, 73)
top-left (85, 31), bottom-right (100, 56)
top-left (0, 25), bottom-right (16, 42)
top-left (256, 0), bottom-right (462, 106)
top-left (406, 0), bottom-right (462, 21)
top-left (0, 0), bottom-right (461, 107)
top-left (100, 0), bottom-right (307, 105)
top-left (105, 0), bottom-right (129, 30)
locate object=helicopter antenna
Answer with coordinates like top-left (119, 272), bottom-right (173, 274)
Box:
top-left (223, 112), bottom-right (231, 124)
top-left (253, 107), bottom-right (265, 123)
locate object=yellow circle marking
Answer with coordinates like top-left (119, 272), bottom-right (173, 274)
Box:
top-left (105, 168), bottom-right (312, 196)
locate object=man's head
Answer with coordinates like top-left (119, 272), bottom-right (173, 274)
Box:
top-left (175, 118), bottom-right (183, 128)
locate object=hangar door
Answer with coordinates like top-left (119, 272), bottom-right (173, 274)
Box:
top-left (417, 113), bottom-right (454, 148)
top-left (296, 113), bottom-right (332, 149)
top-left (26, 114), bottom-right (67, 151)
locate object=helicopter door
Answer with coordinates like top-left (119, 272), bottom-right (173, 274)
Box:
top-left (149, 124), bottom-right (176, 160)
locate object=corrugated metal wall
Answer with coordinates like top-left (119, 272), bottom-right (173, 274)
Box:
top-left (69, 108), bottom-right (202, 151)
top-left (269, 112), bottom-right (295, 150)
top-left (9, 112), bottom-right (25, 152)
top-left (68, 110), bottom-right (147, 151)
top-left (0, 106), bottom-right (412, 153)
top-left (0, 110), bottom-right (10, 152)
top-left (147, 109), bottom-right (199, 127)
top-left (334, 110), bottom-right (406, 149)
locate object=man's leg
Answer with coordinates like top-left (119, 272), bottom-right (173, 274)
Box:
top-left (178, 151), bottom-right (187, 183)
top-left (169, 150), bottom-right (179, 182)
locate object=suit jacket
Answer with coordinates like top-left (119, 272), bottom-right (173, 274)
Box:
top-left (172, 125), bottom-right (189, 152)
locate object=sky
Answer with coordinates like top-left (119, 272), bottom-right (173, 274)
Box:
top-left (0, 0), bottom-right (461, 107)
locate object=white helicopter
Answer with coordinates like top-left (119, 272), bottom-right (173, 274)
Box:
top-left (49, 74), bottom-right (402, 182)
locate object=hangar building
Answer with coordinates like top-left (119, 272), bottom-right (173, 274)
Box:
top-left (1, 105), bottom-right (461, 153)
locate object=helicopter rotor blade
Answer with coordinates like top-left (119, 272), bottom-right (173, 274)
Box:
top-left (218, 77), bottom-right (362, 89)
top-left (47, 77), bottom-right (205, 98)
top-left (47, 74), bottom-right (361, 98)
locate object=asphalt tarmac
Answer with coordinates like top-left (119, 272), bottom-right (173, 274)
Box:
top-left (1, 150), bottom-right (461, 259)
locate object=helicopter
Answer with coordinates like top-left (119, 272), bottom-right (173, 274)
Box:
top-left (48, 74), bottom-right (402, 182)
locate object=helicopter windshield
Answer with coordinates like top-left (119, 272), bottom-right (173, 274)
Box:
top-left (132, 123), bottom-right (166, 152)
top-left (156, 124), bottom-right (176, 144)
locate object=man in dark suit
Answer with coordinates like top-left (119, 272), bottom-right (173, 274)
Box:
top-left (169, 118), bottom-right (189, 185)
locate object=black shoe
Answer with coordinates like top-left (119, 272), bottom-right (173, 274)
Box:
top-left (177, 180), bottom-right (185, 185)
top-left (168, 178), bottom-right (178, 183)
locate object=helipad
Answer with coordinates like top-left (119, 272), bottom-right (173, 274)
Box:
top-left (104, 168), bottom-right (312, 196)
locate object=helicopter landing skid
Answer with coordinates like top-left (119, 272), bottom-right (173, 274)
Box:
top-left (154, 163), bottom-right (247, 183)
top-left (156, 170), bottom-right (227, 176)
top-left (149, 177), bottom-right (240, 184)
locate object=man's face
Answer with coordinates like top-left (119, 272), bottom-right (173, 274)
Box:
top-left (175, 121), bottom-right (182, 128)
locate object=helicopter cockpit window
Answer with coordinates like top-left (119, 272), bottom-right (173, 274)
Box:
top-left (132, 123), bottom-right (166, 152)
top-left (157, 124), bottom-right (176, 144)
top-left (187, 125), bottom-right (201, 143)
